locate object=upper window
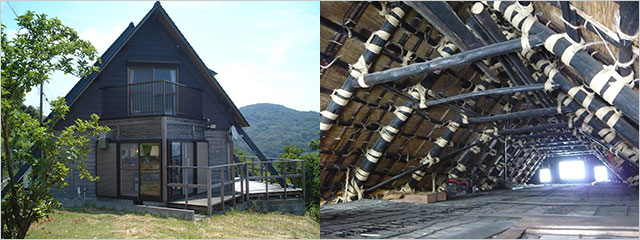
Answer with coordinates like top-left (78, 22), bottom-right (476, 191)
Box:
top-left (128, 67), bottom-right (178, 116)
top-left (129, 67), bottom-right (176, 83)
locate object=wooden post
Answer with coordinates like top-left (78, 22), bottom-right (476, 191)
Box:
top-left (245, 163), bottom-right (250, 202)
top-left (240, 164), bottom-right (244, 202)
top-left (184, 167), bottom-right (188, 209)
top-left (282, 161), bottom-right (287, 199)
top-left (207, 168), bottom-right (211, 216)
top-left (231, 165), bottom-right (236, 206)
top-left (265, 161), bottom-right (269, 200)
top-left (220, 167), bottom-right (224, 212)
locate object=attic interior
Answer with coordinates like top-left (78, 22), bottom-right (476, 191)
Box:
top-left (319, 1), bottom-right (639, 238)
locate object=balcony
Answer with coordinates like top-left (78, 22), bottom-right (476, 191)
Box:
top-left (101, 80), bottom-right (203, 119)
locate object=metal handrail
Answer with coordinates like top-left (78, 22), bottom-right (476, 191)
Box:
top-left (100, 80), bottom-right (202, 91)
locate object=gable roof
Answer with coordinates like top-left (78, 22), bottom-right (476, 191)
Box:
top-left (55, 1), bottom-right (249, 127)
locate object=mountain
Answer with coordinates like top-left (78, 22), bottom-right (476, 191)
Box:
top-left (234, 103), bottom-right (318, 158)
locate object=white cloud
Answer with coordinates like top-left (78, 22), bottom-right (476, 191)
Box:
top-left (79, 25), bottom-right (126, 54)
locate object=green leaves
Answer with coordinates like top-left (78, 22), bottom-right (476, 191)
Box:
top-left (1, 10), bottom-right (98, 109)
top-left (1, 10), bottom-right (107, 239)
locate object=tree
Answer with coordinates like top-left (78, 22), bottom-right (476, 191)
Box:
top-left (1, 11), bottom-right (108, 238)
top-left (279, 136), bottom-right (320, 221)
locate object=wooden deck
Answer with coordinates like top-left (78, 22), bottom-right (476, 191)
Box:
top-left (167, 179), bottom-right (302, 209)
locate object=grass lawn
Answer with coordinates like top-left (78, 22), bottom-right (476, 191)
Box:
top-left (26, 207), bottom-right (319, 239)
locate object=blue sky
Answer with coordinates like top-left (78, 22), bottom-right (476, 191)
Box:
top-left (1, 1), bottom-right (319, 113)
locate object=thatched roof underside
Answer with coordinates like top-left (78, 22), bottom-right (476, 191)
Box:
top-left (320, 1), bottom-right (639, 203)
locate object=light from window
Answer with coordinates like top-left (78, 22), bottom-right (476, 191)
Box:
top-left (559, 160), bottom-right (585, 180)
top-left (539, 168), bottom-right (551, 183)
top-left (594, 166), bottom-right (609, 182)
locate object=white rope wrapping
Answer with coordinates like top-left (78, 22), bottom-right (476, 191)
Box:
top-left (612, 141), bottom-right (638, 162)
top-left (560, 42), bottom-right (582, 65)
top-left (583, 91), bottom-right (595, 108)
top-left (461, 114), bottom-right (469, 124)
top-left (409, 83), bottom-right (428, 108)
top-left (385, 7), bottom-right (405, 27)
top-left (489, 149), bottom-right (498, 156)
top-left (337, 168), bottom-right (364, 203)
top-left (380, 125), bottom-right (399, 142)
top-left (354, 167), bottom-right (369, 182)
top-left (366, 148), bottom-right (383, 158)
top-left (543, 33), bottom-right (565, 55)
top-left (419, 153), bottom-right (440, 169)
top-left (598, 128), bottom-right (617, 143)
top-left (435, 137), bottom-right (448, 148)
top-left (589, 65), bottom-right (615, 93)
top-left (614, 9), bottom-right (639, 41)
top-left (330, 89), bottom-right (353, 106)
top-left (393, 105), bottom-right (413, 121)
top-left (492, 1), bottom-right (502, 12)
top-left (595, 106), bottom-right (622, 127)
top-left (402, 50), bottom-right (414, 66)
top-left (437, 42), bottom-right (457, 58)
top-left (479, 131), bottom-right (491, 142)
top-left (447, 121), bottom-right (460, 132)
top-left (544, 68), bottom-right (559, 91)
top-left (470, 145), bottom-right (481, 154)
top-left (320, 122), bottom-right (332, 131)
top-left (320, 110), bottom-right (338, 120)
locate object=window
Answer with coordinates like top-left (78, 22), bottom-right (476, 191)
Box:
top-left (167, 142), bottom-right (194, 200)
top-left (594, 166), bottom-right (609, 182)
top-left (558, 160), bottom-right (585, 180)
top-left (128, 67), bottom-right (177, 116)
top-left (119, 142), bottom-right (162, 199)
top-left (120, 143), bottom-right (139, 197)
top-left (539, 168), bottom-right (551, 183)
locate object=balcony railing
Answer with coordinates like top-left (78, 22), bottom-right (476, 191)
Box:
top-left (101, 80), bottom-right (203, 119)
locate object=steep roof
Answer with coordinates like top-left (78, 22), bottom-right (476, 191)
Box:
top-left (56, 1), bottom-right (249, 127)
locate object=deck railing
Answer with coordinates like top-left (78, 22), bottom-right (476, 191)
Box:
top-left (166, 158), bottom-right (305, 215)
top-left (100, 80), bottom-right (203, 119)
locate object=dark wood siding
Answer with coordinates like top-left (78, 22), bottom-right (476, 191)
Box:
top-left (96, 143), bottom-right (118, 197)
top-left (56, 17), bottom-right (234, 131)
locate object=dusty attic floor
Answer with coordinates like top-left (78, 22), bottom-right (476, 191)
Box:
top-left (320, 184), bottom-right (639, 239)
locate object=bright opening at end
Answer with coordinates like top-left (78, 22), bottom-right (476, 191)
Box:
top-left (558, 160), bottom-right (585, 180)
top-left (594, 166), bottom-right (609, 182)
top-left (539, 168), bottom-right (551, 183)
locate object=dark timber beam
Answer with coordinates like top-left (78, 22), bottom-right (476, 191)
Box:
top-left (320, 3), bottom-right (408, 134)
top-left (466, 107), bottom-right (571, 124)
top-left (615, 1), bottom-right (639, 82)
top-left (488, 1), bottom-right (639, 125)
top-left (423, 83), bottom-right (555, 108)
top-left (360, 36), bottom-right (544, 86)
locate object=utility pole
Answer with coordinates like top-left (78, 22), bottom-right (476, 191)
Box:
top-left (39, 83), bottom-right (43, 125)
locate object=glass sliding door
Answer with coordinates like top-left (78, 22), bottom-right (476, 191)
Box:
top-left (167, 141), bottom-right (196, 200)
top-left (168, 142), bottom-right (183, 200)
top-left (120, 143), bottom-right (139, 197)
top-left (119, 142), bottom-right (162, 201)
top-left (139, 143), bottom-right (161, 199)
